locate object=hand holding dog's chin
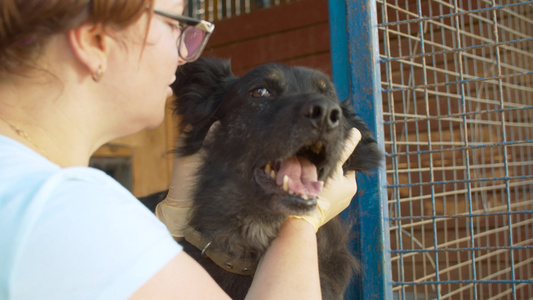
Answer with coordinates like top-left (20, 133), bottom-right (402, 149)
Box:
top-left (318, 170), bottom-right (357, 223)
top-left (296, 128), bottom-right (361, 231)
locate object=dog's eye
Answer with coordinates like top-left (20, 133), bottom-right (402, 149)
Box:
top-left (251, 88), bottom-right (271, 98)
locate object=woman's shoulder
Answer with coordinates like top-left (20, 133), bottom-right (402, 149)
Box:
top-left (0, 133), bottom-right (170, 260)
top-left (0, 134), bottom-right (127, 202)
top-left (0, 133), bottom-right (129, 198)
top-left (0, 136), bottom-right (181, 300)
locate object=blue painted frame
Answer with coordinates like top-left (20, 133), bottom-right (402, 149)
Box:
top-left (328, 1), bottom-right (393, 299)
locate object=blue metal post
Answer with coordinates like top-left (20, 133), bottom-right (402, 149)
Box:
top-left (328, 1), bottom-right (393, 299)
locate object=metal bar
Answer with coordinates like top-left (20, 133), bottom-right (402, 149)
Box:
top-left (391, 219), bottom-right (533, 256)
top-left (395, 244), bottom-right (533, 288)
top-left (413, 1), bottom-right (441, 297)
top-left (451, 3), bottom-right (477, 297)
top-left (381, 88), bottom-right (532, 109)
top-left (387, 139), bottom-right (533, 157)
top-left (384, 106), bottom-right (533, 124)
top-left (392, 246), bottom-right (533, 254)
top-left (389, 236), bottom-right (533, 264)
top-left (382, 70), bottom-right (533, 93)
top-left (390, 211), bottom-right (533, 223)
top-left (387, 175), bottom-right (533, 189)
top-left (379, 1), bottom-right (406, 297)
top-left (328, 1), bottom-right (350, 101)
top-left (387, 183), bottom-right (533, 206)
top-left (490, 1), bottom-right (517, 298)
top-left (384, 117), bottom-right (532, 128)
top-left (328, 0), bottom-right (392, 299)
top-left (485, 283), bottom-right (533, 300)
top-left (380, 37), bottom-right (533, 63)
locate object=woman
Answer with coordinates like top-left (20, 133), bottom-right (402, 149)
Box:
top-left (0, 0), bottom-right (361, 299)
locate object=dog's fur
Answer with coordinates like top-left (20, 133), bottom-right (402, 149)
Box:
top-left (140, 57), bottom-right (382, 299)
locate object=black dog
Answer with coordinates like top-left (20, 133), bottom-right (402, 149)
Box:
top-left (141, 57), bottom-right (382, 299)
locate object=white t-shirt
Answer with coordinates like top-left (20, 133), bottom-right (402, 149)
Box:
top-left (0, 135), bottom-right (181, 300)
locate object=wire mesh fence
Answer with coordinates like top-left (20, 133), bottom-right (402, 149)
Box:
top-left (187, 0), bottom-right (533, 298)
top-left (377, 0), bottom-right (533, 299)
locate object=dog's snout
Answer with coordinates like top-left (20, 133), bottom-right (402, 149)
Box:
top-left (303, 100), bottom-right (341, 130)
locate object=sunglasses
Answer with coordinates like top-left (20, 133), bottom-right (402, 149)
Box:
top-left (153, 9), bottom-right (215, 62)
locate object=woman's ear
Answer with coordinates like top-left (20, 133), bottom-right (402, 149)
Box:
top-left (66, 23), bottom-right (111, 79)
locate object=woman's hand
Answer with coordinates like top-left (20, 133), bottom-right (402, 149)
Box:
top-left (155, 123), bottom-right (218, 238)
top-left (155, 143), bottom-right (203, 238)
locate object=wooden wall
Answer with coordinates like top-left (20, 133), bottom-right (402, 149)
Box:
top-left (202, 0), bottom-right (332, 76)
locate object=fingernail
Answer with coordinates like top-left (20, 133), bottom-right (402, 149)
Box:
top-left (350, 128), bottom-right (362, 143)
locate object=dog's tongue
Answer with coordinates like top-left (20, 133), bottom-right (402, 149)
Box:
top-left (275, 156), bottom-right (323, 197)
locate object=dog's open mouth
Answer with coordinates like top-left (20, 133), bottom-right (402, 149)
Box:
top-left (254, 141), bottom-right (327, 209)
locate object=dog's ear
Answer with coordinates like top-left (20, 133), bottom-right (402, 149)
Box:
top-left (171, 57), bottom-right (237, 155)
top-left (340, 100), bottom-right (384, 173)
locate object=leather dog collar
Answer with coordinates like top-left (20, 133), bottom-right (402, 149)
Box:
top-left (184, 227), bottom-right (258, 276)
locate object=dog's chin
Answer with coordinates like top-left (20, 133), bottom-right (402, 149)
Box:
top-left (253, 167), bottom-right (318, 214)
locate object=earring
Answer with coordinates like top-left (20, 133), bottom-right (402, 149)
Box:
top-left (92, 65), bottom-right (104, 82)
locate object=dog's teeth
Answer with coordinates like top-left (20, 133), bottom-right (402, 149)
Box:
top-left (283, 175), bottom-right (289, 191)
top-left (265, 163), bottom-right (272, 174)
top-left (301, 194), bottom-right (309, 200)
top-left (311, 141), bottom-right (324, 154)
top-left (270, 170), bottom-right (276, 179)
top-left (288, 190), bottom-right (294, 195)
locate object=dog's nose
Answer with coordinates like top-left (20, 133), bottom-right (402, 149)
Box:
top-left (303, 100), bottom-right (341, 130)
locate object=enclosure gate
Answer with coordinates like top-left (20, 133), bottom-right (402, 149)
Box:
top-left (337, 0), bottom-right (533, 299)
top-left (189, 0), bottom-right (533, 299)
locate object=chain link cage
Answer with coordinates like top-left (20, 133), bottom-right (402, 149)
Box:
top-left (378, 0), bottom-right (533, 299)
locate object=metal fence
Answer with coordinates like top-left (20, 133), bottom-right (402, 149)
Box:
top-left (378, 0), bottom-right (533, 299)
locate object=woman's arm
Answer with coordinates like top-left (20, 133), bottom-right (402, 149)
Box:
top-left (130, 251), bottom-right (231, 299)
top-left (246, 218), bottom-right (321, 300)
top-left (130, 219), bottom-right (319, 300)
